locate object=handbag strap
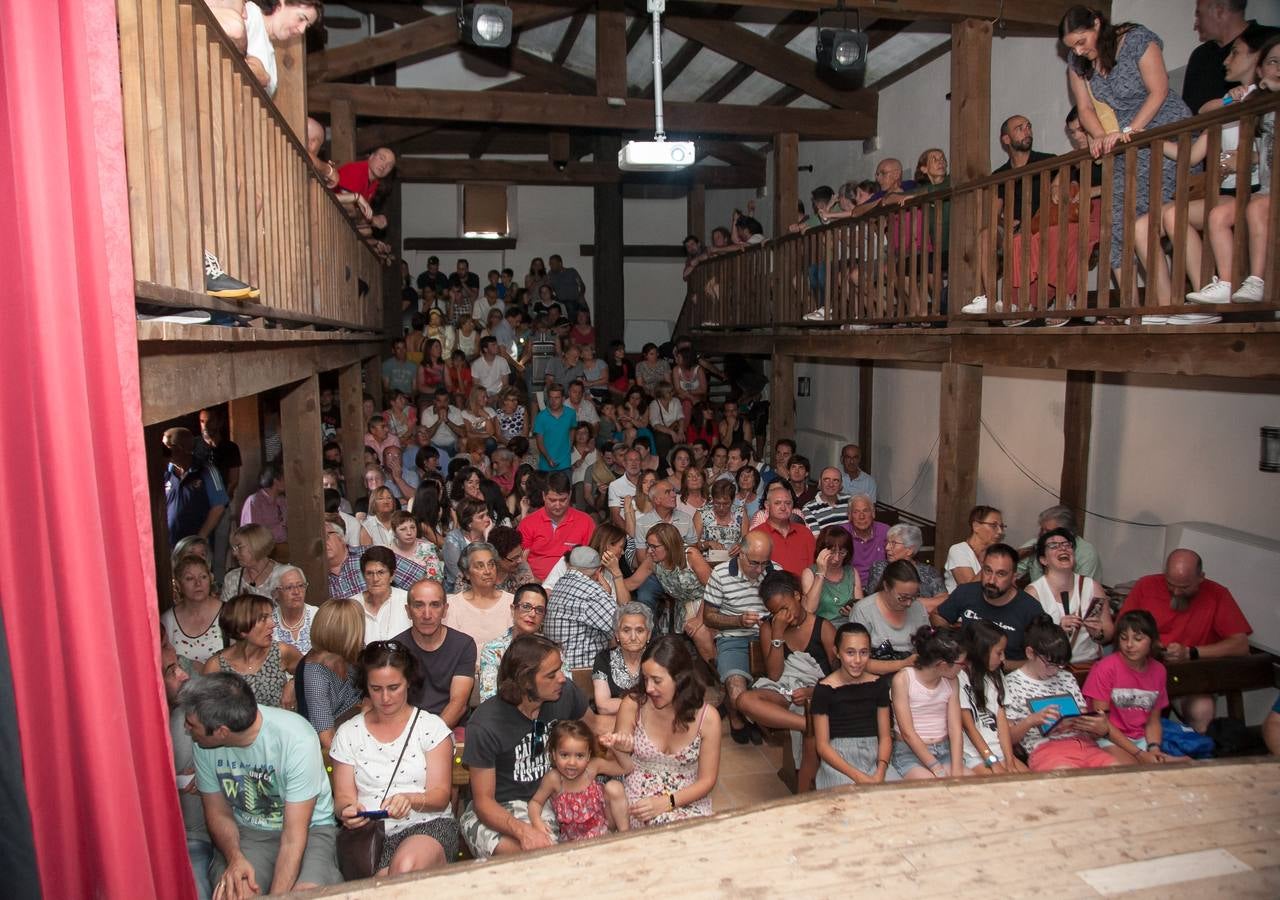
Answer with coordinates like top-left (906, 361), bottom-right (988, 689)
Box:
top-left (377, 708), bottom-right (421, 809)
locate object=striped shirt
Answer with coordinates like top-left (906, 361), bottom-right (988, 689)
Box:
top-left (703, 559), bottom-right (773, 640)
top-left (803, 494), bottom-right (850, 535)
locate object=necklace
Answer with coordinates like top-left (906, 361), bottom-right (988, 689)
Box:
top-left (279, 606), bottom-right (305, 632)
top-left (245, 559), bottom-right (273, 585)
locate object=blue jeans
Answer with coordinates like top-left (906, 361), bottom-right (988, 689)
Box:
top-left (188, 837), bottom-right (214, 900)
top-left (633, 573), bottom-right (663, 613)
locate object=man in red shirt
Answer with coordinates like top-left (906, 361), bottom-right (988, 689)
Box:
top-left (751, 482), bottom-right (815, 578)
top-left (336, 147), bottom-right (396, 228)
top-left (518, 471), bottom-right (595, 581)
top-left (1118, 549), bottom-right (1252, 662)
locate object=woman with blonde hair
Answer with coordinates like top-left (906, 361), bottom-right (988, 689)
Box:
top-left (161, 554), bottom-right (224, 664)
top-left (222, 523), bottom-right (282, 599)
top-left (295, 598), bottom-right (366, 758)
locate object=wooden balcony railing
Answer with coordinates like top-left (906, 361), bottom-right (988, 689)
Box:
top-left (117, 0), bottom-right (383, 331)
top-left (689, 92), bottom-right (1280, 330)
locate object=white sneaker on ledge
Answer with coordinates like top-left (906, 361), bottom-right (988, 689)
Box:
top-left (802, 307), bottom-right (830, 321)
top-left (961, 295), bottom-right (991, 314)
top-left (1124, 315), bottom-right (1170, 324)
top-left (1186, 277), bottom-right (1233, 304)
top-left (1167, 312), bottom-right (1223, 325)
top-left (1231, 276), bottom-right (1265, 302)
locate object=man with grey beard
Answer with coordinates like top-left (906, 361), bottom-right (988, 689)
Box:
top-left (1118, 549), bottom-right (1252, 663)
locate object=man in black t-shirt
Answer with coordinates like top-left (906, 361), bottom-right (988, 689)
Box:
top-left (460, 634), bottom-right (588, 859)
top-left (1184, 0), bottom-right (1254, 113)
top-left (396, 580), bottom-right (475, 728)
top-left (448, 258), bottom-right (481, 300)
top-left (931, 543), bottom-right (1043, 663)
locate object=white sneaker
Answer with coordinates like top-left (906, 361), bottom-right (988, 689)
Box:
top-left (961, 295), bottom-right (991, 314)
top-left (803, 307), bottom-right (830, 321)
top-left (1231, 276), bottom-right (1265, 302)
top-left (1124, 315), bottom-right (1170, 325)
top-left (1186, 277), bottom-right (1233, 304)
top-left (1168, 312), bottom-right (1223, 325)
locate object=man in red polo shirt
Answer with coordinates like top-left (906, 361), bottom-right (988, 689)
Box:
top-left (336, 147), bottom-right (396, 228)
top-left (518, 471), bottom-right (595, 581)
top-left (1118, 549), bottom-right (1252, 662)
top-left (751, 482), bottom-right (815, 578)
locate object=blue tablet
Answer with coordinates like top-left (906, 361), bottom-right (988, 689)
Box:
top-left (1027, 693), bottom-right (1084, 735)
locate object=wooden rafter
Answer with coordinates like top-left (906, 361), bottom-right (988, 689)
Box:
top-left (555, 10), bottom-right (590, 63)
top-left (697, 11), bottom-right (812, 104)
top-left (310, 83), bottom-right (877, 138)
top-left (639, 34), bottom-right (704, 100)
top-left (624, 15), bottom-right (649, 53)
top-left (871, 38), bottom-right (953, 91)
top-left (395, 157), bottom-right (764, 187)
top-left (309, 1), bottom-right (588, 82)
top-left (672, 0), bottom-right (1104, 29)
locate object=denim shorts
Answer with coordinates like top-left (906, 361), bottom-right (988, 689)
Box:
top-left (715, 634), bottom-right (754, 683)
top-left (889, 737), bottom-right (952, 779)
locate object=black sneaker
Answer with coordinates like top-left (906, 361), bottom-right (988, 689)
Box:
top-left (204, 250), bottom-right (259, 299)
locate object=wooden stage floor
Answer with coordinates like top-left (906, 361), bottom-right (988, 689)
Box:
top-left (311, 759), bottom-right (1280, 899)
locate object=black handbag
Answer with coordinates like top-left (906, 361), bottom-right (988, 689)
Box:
top-left (335, 708), bottom-right (420, 880)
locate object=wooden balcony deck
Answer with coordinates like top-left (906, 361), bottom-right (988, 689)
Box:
top-left (312, 759), bottom-right (1280, 899)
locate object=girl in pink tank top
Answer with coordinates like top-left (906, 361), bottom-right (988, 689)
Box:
top-left (527, 720), bottom-right (631, 843)
top-left (890, 626), bottom-right (968, 780)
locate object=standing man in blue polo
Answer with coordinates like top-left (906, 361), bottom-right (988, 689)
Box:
top-left (533, 382), bottom-right (576, 476)
top-left (164, 426), bottom-right (230, 549)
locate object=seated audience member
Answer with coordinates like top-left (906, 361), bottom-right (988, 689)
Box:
top-left (944, 505), bottom-right (1005, 592)
top-left (703, 531), bottom-right (775, 744)
top-left (1083, 610), bottom-right (1177, 765)
top-left (331, 642), bottom-right (458, 877)
top-left (360, 486), bottom-right (400, 547)
top-left (441, 499), bottom-right (493, 592)
top-left (389, 509), bottom-right (445, 582)
top-left (737, 572), bottom-right (837, 793)
top-left (365, 412), bottom-right (401, 463)
top-left (240, 465), bottom-right (287, 554)
top-left (350, 546), bottom-right (412, 644)
top-left (734, 465), bottom-right (762, 521)
top-left (204, 594), bottom-right (301, 708)
top-left (1003, 616), bottom-right (1121, 771)
top-left (544, 547), bottom-right (619, 669)
top-left (648, 382), bottom-right (685, 460)
top-left (787, 455), bottom-right (816, 506)
top-left (326, 522), bottom-right (428, 600)
top-left (238, 0), bottom-right (321, 97)
top-left (932, 543), bottom-right (1044, 664)
top-left (1024, 528), bottom-right (1113, 664)
top-left (446, 541), bottom-right (514, 651)
top-left (841, 494), bottom-right (888, 584)
top-left (888, 627), bottom-right (967, 780)
top-left (461, 634), bottom-right (590, 858)
top-left (487, 525), bottom-right (535, 593)
top-left (1182, 0), bottom-right (1254, 113)
top-left (677, 463), bottom-right (710, 519)
top-left (478, 585), bottom-right (570, 702)
top-left (294, 598), bottom-right (364, 759)
top-left (1118, 548), bottom-right (1252, 661)
top-left (958, 620), bottom-right (1025, 775)
top-left (694, 477), bottom-right (746, 554)
top-left (601, 635), bottom-right (722, 828)
top-left (606, 447), bottom-right (644, 529)
top-left (270, 564), bottom-right (315, 654)
top-left (162, 637), bottom-right (212, 900)
top-left (518, 471), bottom-right (595, 581)
top-left (337, 147), bottom-right (396, 229)
top-left (1017, 504), bottom-right (1102, 581)
top-left (181, 673), bottom-right (342, 895)
top-left (801, 526), bottom-right (862, 623)
top-left (223, 524), bottom-right (283, 600)
top-left (632, 522), bottom-right (712, 657)
top-left (630, 477), bottom-right (697, 546)
top-left (395, 580), bottom-right (476, 728)
top-left (751, 481), bottom-right (817, 578)
top-left (526, 721), bottom-right (630, 843)
top-left (851, 559), bottom-right (931, 675)
top-left (812, 622), bottom-right (893, 789)
top-left (839, 444), bottom-right (877, 502)
top-left (802, 467), bottom-right (851, 535)
top-left (163, 554), bottom-right (224, 664)
top-left (732, 214), bottom-right (765, 247)
top-left (718, 404), bottom-right (753, 452)
top-left (591, 603), bottom-right (654, 720)
top-left (471, 337), bottom-right (513, 399)
top-left (866, 523), bottom-right (947, 609)
top-left (420, 388), bottom-right (465, 457)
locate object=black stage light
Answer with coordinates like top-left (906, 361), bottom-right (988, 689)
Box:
top-left (816, 27), bottom-right (868, 77)
top-left (459, 3), bottom-right (512, 48)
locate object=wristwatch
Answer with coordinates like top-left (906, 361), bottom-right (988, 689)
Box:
top-left (983, 753), bottom-right (998, 768)
top-left (770, 639), bottom-right (786, 648)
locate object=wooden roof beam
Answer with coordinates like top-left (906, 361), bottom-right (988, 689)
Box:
top-left (670, 0), bottom-right (1105, 30)
top-left (309, 1), bottom-right (589, 82)
top-left (396, 157), bottom-right (764, 187)
top-left (697, 11), bottom-right (813, 104)
top-left (310, 83), bottom-right (876, 138)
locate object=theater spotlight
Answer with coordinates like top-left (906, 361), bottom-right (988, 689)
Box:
top-left (459, 2), bottom-right (512, 48)
top-left (815, 3), bottom-right (867, 81)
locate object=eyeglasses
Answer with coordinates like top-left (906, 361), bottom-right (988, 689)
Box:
top-left (1044, 540), bottom-right (1072, 551)
top-left (645, 543), bottom-right (662, 552)
top-left (515, 602), bottom-right (546, 616)
top-left (893, 593), bottom-right (919, 605)
top-left (280, 582), bottom-right (308, 592)
top-left (980, 520), bottom-right (1007, 530)
top-left (741, 556), bottom-right (770, 567)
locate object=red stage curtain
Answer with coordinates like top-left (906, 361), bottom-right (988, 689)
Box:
top-left (0, 0), bottom-right (193, 897)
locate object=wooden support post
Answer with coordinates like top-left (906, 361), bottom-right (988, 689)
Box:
top-left (773, 133), bottom-right (799, 239)
top-left (687, 184), bottom-right (705, 243)
top-left (936, 363), bottom-right (982, 555)
top-left (364, 356), bottom-right (383, 413)
top-left (770, 350), bottom-right (796, 451)
top-left (946, 18), bottom-right (992, 315)
top-left (1059, 370), bottom-right (1094, 535)
top-left (228, 394), bottom-right (262, 577)
top-left (273, 36), bottom-right (308, 142)
top-left (280, 374), bottom-right (326, 596)
top-left (330, 98), bottom-right (356, 166)
top-left (593, 134), bottom-right (625, 350)
top-left (858, 361), bottom-right (874, 473)
top-left (338, 362), bottom-right (367, 504)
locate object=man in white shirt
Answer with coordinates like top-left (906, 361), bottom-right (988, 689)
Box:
top-left (839, 443), bottom-right (878, 502)
top-left (419, 388), bottom-right (465, 454)
top-left (472, 286), bottom-right (505, 324)
top-left (471, 336), bottom-right (512, 396)
top-left (607, 447), bottom-right (644, 529)
top-left (634, 479), bottom-right (696, 544)
top-left (565, 380), bottom-right (599, 435)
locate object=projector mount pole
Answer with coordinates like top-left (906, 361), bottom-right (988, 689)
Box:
top-left (648, 0), bottom-right (667, 142)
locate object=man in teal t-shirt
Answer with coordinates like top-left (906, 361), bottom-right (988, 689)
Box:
top-left (184, 673), bottom-right (341, 896)
top-left (532, 383), bottom-right (577, 474)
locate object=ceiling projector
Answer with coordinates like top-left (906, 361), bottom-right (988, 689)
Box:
top-left (618, 140), bottom-right (696, 172)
